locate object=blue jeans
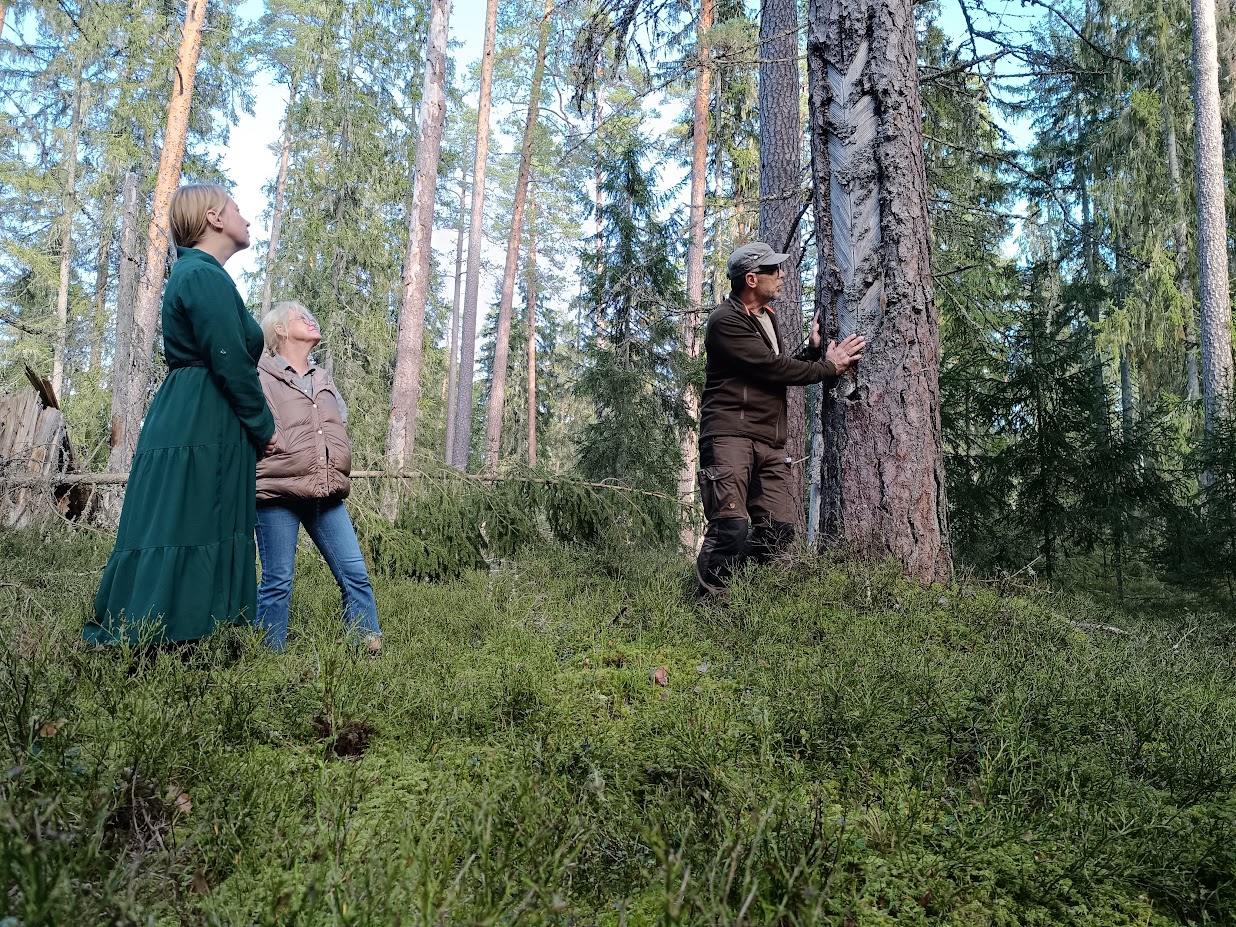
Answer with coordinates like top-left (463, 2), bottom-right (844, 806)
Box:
top-left (254, 498), bottom-right (381, 651)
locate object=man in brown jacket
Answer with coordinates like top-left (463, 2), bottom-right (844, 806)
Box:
top-left (696, 242), bottom-right (866, 599)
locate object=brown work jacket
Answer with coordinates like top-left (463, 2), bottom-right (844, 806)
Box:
top-left (255, 353), bottom-right (352, 502)
top-left (699, 296), bottom-right (838, 449)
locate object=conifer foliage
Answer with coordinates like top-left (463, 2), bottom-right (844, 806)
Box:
top-left (576, 124), bottom-right (688, 501)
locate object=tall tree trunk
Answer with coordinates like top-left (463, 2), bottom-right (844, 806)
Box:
top-left (527, 189), bottom-right (539, 467)
top-left (385, 0), bottom-right (450, 469)
top-left (108, 173), bottom-right (141, 457)
top-left (807, 0), bottom-right (951, 582)
top-left (1194, 0), bottom-right (1234, 429)
top-left (678, 0), bottom-right (713, 549)
top-left (261, 83), bottom-right (297, 317)
top-left (481, 0), bottom-right (551, 474)
top-left (452, 0), bottom-right (500, 471)
top-left (90, 206), bottom-right (114, 372)
top-left (759, 0), bottom-right (806, 532)
top-left (445, 168), bottom-right (469, 466)
top-left (107, 0), bottom-right (207, 473)
top-left (1165, 99), bottom-right (1201, 401)
top-left (52, 65), bottom-right (84, 399)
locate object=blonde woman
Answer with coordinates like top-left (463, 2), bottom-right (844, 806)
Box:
top-left (253, 301), bottom-right (382, 653)
top-left (87, 186), bottom-right (275, 645)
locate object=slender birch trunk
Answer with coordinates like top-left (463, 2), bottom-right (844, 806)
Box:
top-left (452, 0), bottom-right (500, 471)
top-left (261, 83), bottom-right (297, 317)
top-left (52, 66), bottom-right (84, 399)
top-left (807, 0), bottom-right (951, 583)
top-left (385, 0), bottom-right (450, 469)
top-left (445, 169), bottom-right (469, 466)
top-left (481, 0), bottom-right (552, 474)
top-left (678, 0), bottom-right (712, 549)
top-left (527, 190), bottom-right (539, 468)
top-left (759, 0), bottom-right (806, 532)
top-left (107, 0), bottom-right (207, 473)
top-left (1193, 0), bottom-right (1234, 429)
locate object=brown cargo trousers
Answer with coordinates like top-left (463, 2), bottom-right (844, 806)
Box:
top-left (695, 435), bottom-right (797, 599)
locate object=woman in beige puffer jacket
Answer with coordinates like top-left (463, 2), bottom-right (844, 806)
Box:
top-left (253, 300), bottom-right (381, 652)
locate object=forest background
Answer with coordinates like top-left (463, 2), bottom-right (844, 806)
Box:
top-left (7, 0), bottom-right (1236, 921)
top-left (8, 0), bottom-right (1236, 594)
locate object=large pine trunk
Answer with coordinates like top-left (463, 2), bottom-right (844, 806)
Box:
top-left (260, 84), bottom-right (297, 317)
top-left (1193, 0), bottom-right (1234, 429)
top-left (759, 0), bottom-right (807, 532)
top-left (678, 0), bottom-right (713, 549)
top-left (481, 0), bottom-right (552, 474)
top-left (806, 0), bottom-right (951, 583)
top-left (385, 0), bottom-right (450, 469)
top-left (451, 0), bottom-right (500, 470)
top-left (107, 0), bottom-right (207, 473)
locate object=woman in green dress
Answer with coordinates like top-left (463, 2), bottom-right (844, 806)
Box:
top-left (86, 185), bottom-right (276, 645)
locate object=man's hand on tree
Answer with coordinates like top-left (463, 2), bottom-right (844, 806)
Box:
top-left (825, 333), bottom-right (866, 375)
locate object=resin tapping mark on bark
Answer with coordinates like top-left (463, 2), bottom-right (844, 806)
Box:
top-left (827, 34), bottom-right (883, 344)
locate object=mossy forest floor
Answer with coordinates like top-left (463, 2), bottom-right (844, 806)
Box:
top-left (2, 525), bottom-right (1234, 926)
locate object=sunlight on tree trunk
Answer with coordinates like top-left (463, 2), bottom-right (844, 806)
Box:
top-left (1192, 0), bottom-right (1234, 429)
top-left (385, 0), bottom-right (450, 474)
top-left (107, 0), bottom-right (207, 474)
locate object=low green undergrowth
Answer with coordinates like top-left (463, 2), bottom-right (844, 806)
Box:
top-left (1, 524), bottom-right (1234, 926)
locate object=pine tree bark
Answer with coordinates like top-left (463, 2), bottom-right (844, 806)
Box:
top-left (807, 0), bottom-right (951, 582)
top-left (52, 66), bottom-right (83, 399)
top-left (445, 169), bottom-right (469, 466)
top-left (481, 0), bottom-right (552, 475)
top-left (261, 84), bottom-right (297, 317)
top-left (759, 0), bottom-right (806, 532)
top-left (1192, 0), bottom-right (1234, 429)
top-left (679, 0), bottom-right (713, 549)
top-left (385, 0), bottom-right (450, 469)
top-left (452, 0), bottom-right (500, 471)
top-left (527, 190), bottom-right (539, 467)
top-left (107, 0), bottom-right (207, 473)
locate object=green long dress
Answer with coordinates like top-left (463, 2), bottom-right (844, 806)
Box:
top-left (86, 248), bottom-right (276, 645)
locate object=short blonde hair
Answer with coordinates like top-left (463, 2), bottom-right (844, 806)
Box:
top-left (169, 184), bottom-right (228, 248)
top-left (261, 300), bottom-right (317, 354)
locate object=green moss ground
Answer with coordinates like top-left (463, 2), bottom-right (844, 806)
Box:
top-left (2, 526), bottom-right (1234, 925)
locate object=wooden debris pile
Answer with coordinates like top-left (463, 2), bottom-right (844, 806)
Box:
top-left (0, 366), bottom-right (93, 527)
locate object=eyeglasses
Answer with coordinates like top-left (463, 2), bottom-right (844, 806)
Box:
top-left (290, 313), bottom-right (319, 329)
top-left (753, 264), bottom-right (784, 276)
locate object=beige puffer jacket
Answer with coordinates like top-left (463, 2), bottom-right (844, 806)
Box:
top-left (255, 354), bottom-right (352, 502)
